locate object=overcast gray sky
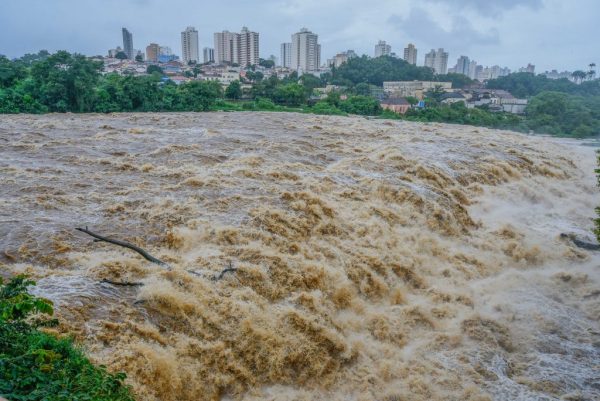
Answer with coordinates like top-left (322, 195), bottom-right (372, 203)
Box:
top-left (0, 0), bottom-right (597, 71)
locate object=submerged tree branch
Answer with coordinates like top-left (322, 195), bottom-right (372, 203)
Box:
top-left (75, 226), bottom-right (168, 267)
top-left (100, 278), bottom-right (143, 287)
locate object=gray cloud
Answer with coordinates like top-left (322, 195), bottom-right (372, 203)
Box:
top-left (423, 0), bottom-right (543, 16)
top-left (0, 0), bottom-right (597, 71)
top-left (388, 7), bottom-right (500, 51)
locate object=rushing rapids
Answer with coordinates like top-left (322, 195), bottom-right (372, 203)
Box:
top-left (1, 112), bottom-right (598, 401)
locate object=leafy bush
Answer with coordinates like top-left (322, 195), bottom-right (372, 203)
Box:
top-left (0, 275), bottom-right (134, 401)
top-left (339, 95), bottom-right (382, 116)
top-left (255, 97), bottom-right (276, 110)
top-left (311, 101), bottom-right (345, 115)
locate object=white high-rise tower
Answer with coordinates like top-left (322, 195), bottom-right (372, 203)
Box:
top-left (181, 26), bottom-right (200, 64)
top-left (291, 28), bottom-right (320, 72)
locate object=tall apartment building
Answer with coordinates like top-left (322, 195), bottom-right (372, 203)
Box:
top-left (424, 48), bottom-right (449, 74)
top-left (454, 55), bottom-right (470, 76)
top-left (403, 43), bottom-right (417, 65)
top-left (181, 26), bottom-right (200, 64)
top-left (374, 40), bottom-right (391, 58)
top-left (468, 60), bottom-right (478, 79)
top-left (239, 27), bottom-right (259, 66)
top-left (122, 28), bottom-right (134, 59)
top-left (213, 27), bottom-right (260, 67)
top-left (203, 47), bottom-right (215, 64)
top-left (146, 43), bottom-right (160, 63)
top-left (214, 30), bottom-right (240, 64)
top-left (280, 42), bottom-right (292, 68)
top-left (290, 28), bottom-right (321, 72)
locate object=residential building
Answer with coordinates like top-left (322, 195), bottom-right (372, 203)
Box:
top-left (108, 47), bottom-right (123, 58)
top-left (424, 48), bottom-right (449, 74)
top-left (181, 26), bottom-right (200, 64)
top-left (280, 42), bottom-right (292, 68)
top-left (468, 60), bottom-right (478, 79)
top-left (203, 47), bottom-right (215, 64)
top-left (214, 30), bottom-right (240, 64)
top-left (454, 55), bottom-right (470, 76)
top-left (374, 40), bottom-right (391, 58)
top-left (519, 63), bottom-right (535, 74)
top-left (135, 50), bottom-right (144, 62)
top-left (383, 81), bottom-right (452, 100)
top-left (542, 70), bottom-right (574, 80)
top-left (213, 27), bottom-right (259, 67)
top-left (329, 50), bottom-right (357, 68)
top-left (146, 43), bottom-right (160, 63)
top-left (440, 92), bottom-right (466, 105)
top-left (122, 28), bottom-right (134, 59)
top-left (380, 97), bottom-right (411, 114)
top-left (158, 47), bottom-right (178, 63)
top-left (403, 43), bottom-right (417, 65)
top-left (239, 27), bottom-right (259, 67)
top-left (291, 28), bottom-right (321, 72)
top-left (465, 89), bottom-right (527, 114)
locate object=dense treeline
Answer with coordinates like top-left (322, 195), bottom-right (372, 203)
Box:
top-left (484, 72), bottom-right (600, 136)
top-left (487, 72), bottom-right (600, 98)
top-left (1, 51), bottom-right (599, 137)
top-left (0, 51), bottom-right (225, 113)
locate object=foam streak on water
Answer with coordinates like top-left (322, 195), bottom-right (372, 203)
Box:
top-left (1, 112), bottom-right (598, 401)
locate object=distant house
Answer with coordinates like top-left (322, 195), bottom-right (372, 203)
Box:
top-left (464, 88), bottom-right (528, 114)
top-left (383, 81), bottom-right (452, 100)
top-left (440, 92), bottom-right (466, 105)
top-left (380, 97), bottom-right (411, 114)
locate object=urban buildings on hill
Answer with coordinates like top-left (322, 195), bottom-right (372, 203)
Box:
top-left (122, 28), bottom-right (134, 60)
top-left (290, 28), bottom-right (321, 72)
top-left (214, 27), bottom-right (259, 67)
top-left (424, 48), bottom-right (449, 74)
top-left (446, 55), bottom-right (511, 80)
top-left (110, 28), bottom-right (558, 86)
top-left (374, 40), bottom-right (391, 58)
top-left (403, 43), bottom-right (417, 65)
top-left (181, 26), bottom-right (199, 64)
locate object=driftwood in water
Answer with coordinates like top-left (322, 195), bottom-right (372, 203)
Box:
top-left (187, 261), bottom-right (239, 281)
top-left (100, 278), bottom-right (143, 287)
top-left (560, 233), bottom-right (600, 251)
top-left (75, 226), bottom-right (168, 267)
top-left (214, 261), bottom-right (238, 281)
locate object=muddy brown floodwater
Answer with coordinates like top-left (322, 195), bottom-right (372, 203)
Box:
top-left (1, 112), bottom-right (599, 401)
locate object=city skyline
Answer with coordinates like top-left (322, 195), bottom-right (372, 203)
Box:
top-left (0, 0), bottom-right (597, 72)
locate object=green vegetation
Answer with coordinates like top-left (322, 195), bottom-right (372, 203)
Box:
top-left (404, 101), bottom-right (524, 130)
top-left (0, 275), bottom-right (134, 401)
top-left (487, 72), bottom-right (600, 98)
top-left (1, 50), bottom-right (600, 137)
top-left (331, 55), bottom-right (434, 86)
top-left (225, 80), bottom-right (242, 100)
top-left (525, 91), bottom-right (600, 137)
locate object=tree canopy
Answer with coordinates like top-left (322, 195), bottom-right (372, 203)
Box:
top-left (332, 55), bottom-right (435, 86)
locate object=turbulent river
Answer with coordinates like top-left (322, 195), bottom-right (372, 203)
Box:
top-left (1, 112), bottom-right (599, 401)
